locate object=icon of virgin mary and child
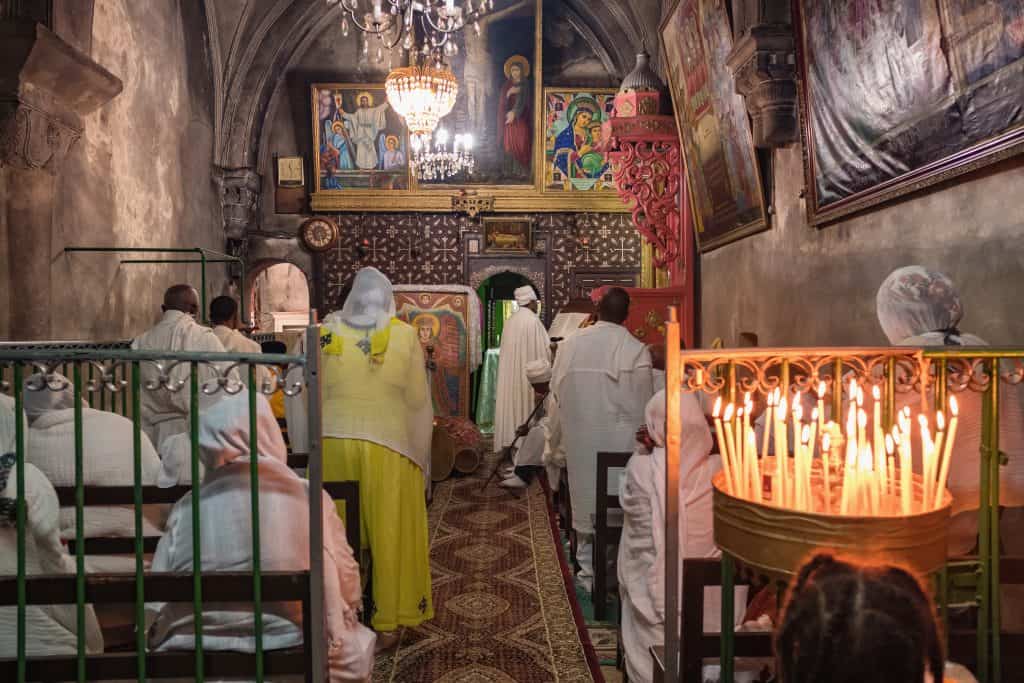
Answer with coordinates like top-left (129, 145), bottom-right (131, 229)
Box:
top-left (551, 95), bottom-right (609, 188)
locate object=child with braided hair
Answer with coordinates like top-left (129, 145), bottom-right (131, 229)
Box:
top-left (775, 553), bottom-right (971, 683)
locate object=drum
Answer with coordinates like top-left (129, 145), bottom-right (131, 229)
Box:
top-left (431, 417), bottom-right (483, 482)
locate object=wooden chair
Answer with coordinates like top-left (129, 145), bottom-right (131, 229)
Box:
top-left (0, 571), bottom-right (314, 680)
top-left (679, 558), bottom-right (773, 683)
top-left (593, 451), bottom-right (632, 621)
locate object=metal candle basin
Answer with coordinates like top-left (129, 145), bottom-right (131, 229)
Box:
top-left (712, 470), bottom-right (952, 581)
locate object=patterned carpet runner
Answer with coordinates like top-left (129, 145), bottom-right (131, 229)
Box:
top-left (372, 457), bottom-right (602, 682)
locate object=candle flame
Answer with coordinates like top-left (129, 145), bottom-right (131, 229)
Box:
top-left (872, 385), bottom-right (880, 400)
top-left (950, 395), bottom-right (958, 416)
top-left (885, 434), bottom-right (895, 454)
top-left (818, 381), bottom-right (827, 398)
top-left (858, 409), bottom-right (867, 428)
top-left (723, 403), bottom-right (734, 421)
top-left (778, 398), bottom-right (788, 414)
top-left (856, 387), bottom-right (864, 407)
top-left (713, 396), bottom-right (721, 418)
top-left (822, 432), bottom-right (831, 451)
top-left (936, 411), bottom-right (945, 431)
top-left (801, 424), bottom-right (811, 443)
top-left (812, 407), bottom-right (819, 421)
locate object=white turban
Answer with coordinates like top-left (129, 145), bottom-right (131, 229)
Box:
top-left (514, 286), bottom-right (537, 307)
top-left (525, 359), bottom-right (552, 384)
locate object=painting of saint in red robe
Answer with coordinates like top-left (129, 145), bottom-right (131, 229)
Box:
top-left (497, 55), bottom-right (532, 180)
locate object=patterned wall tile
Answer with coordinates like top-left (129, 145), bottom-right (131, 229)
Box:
top-left (319, 212), bottom-right (639, 313)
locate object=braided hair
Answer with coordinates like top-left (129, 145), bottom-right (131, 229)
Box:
top-left (774, 553), bottom-right (944, 683)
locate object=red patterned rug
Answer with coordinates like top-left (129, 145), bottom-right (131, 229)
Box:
top-left (372, 455), bottom-right (602, 682)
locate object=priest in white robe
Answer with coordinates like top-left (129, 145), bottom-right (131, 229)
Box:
top-left (131, 285), bottom-right (233, 450)
top-left (499, 358), bottom-right (563, 489)
top-left (493, 286), bottom-right (551, 453)
top-left (551, 287), bottom-right (654, 588)
top-left (617, 388), bottom-right (725, 683)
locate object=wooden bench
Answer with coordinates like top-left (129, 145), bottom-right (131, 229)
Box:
top-left (0, 571), bottom-right (313, 681)
top-left (54, 481), bottom-right (361, 562)
top-left (649, 558), bottom-right (773, 683)
top-left (593, 451), bottom-right (631, 621)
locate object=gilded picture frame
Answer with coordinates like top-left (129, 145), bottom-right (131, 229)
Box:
top-left (795, 0), bottom-right (1024, 226)
top-left (542, 88), bottom-right (618, 193)
top-left (310, 83), bottom-right (411, 192)
top-left (659, 0), bottom-right (769, 252)
top-left (482, 216), bottom-right (533, 254)
top-left (309, 0), bottom-right (627, 213)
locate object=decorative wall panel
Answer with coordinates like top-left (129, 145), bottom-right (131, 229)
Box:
top-left (319, 212), bottom-right (638, 314)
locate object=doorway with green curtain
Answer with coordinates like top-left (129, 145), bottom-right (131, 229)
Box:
top-left (473, 271), bottom-right (541, 433)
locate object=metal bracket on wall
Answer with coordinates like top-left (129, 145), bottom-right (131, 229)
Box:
top-left (451, 193), bottom-right (495, 217)
top-left (63, 246), bottom-right (246, 325)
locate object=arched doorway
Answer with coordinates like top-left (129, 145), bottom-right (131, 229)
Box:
top-left (249, 262), bottom-right (311, 332)
top-left (473, 270), bottom-right (541, 432)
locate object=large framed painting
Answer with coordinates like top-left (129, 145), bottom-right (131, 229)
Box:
top-left (796, 0), bottom-right (1024, 225)
top-left (311, 83), bottom-right (410, 191)
top-left (660, 0), bottom-right (769, 252)
top-left (415, 0), bottom-right (542, 189)
top-left (543, 89), bottom-right (617, 192)
top-left (394, 291), bottom-right (472, 418)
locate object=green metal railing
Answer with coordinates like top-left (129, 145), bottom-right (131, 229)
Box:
top-left (661, 339), bottom-right (1024, 683)
top-left (0, 327), bottom-right (325, 683)
top-left (63, 247), bottom-right (247, 325)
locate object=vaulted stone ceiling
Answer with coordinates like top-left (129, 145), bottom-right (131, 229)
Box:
top-left (204, 0), bottom-right (663, 173)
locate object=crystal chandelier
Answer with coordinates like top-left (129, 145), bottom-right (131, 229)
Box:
top-left (325, 0), bottom-right (494, 63)
top-left (384, 64), bottom-right (458, 137)
top-left (411, 128), bottom-right (475, 180)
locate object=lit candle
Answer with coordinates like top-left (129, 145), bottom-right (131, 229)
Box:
top-left (722, 403), bottom-right (739, 495)
top-left (931, 411), bottom-right (946, 509)
top-left (872, 386), bottom-right (886, 495)
top-left (776, 397), bottom-right (789, 507)
top-left (800, 424), bottom-right (812, 511)
top-left (761, 390), bottom-right (775, 460)
top-left (735, 408), bottom-right (746, 498)
top-left (895, 426), bottom-right (911, 516)
top-left (862, 445), bottom-right (878, 515)
top-left (816, 381), bottom-right (827, 452)
top-left (934, 396), bottom-right (959, 510)
top-left (840, 436), bottom-right (857, 515)
top-left (713, 398), bottom-right (733, 493)
top-left (821, 431), bottom-right (832, 513)
top-left (857, 409), bottom-right (867, 458)
top-left (747, 428), bottom-right (762, 503)
top-left (919, 415), bottom-right (934, 512)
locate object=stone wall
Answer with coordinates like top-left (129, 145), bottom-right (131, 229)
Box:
top-left (699, 145), bottom-right (1024, 347)
top-left (0, 0), bottom-right (225, 340)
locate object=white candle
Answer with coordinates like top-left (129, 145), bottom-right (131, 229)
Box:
top-left (895, 426), bottom-right (911, 516)
top-left (723, 403), bottom-right (739, 495)
top-left (934, 396), bottom-right (959, 510)
top-left (821, 431), bottom-right (832, 513)
top-left (872, 386), bottom-right (886, 495)
top-left (713, 398), bottom-right (733, 494)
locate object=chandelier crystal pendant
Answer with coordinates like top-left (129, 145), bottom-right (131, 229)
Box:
top-left (325, 0), bottom-right (494, 63)
top-left (384, 64), bottom-right (458, 137)
top-left (410, 128), bottom-right (475, 181)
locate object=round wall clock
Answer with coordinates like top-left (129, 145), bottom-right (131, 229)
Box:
top-left (300, 217), bottom-right (339, 252)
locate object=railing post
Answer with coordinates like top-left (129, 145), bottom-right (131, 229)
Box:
top-left (14, 366), bottom-right (26, 683)
top-left (131, 361), bottom-right (146, 681)
top-left (73, 363), bottom-right (86, 683)
top-left (248, 364), bottom-right (265, 682)
top-left (664, 308), bottom-right (681, 683)
top-left (306, 325), bottom-right (327, 683)
top-left (190, 362), bottom-right (205, 682)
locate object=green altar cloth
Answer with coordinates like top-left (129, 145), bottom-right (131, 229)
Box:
top-left (475, 347), bottom-right (500, 435)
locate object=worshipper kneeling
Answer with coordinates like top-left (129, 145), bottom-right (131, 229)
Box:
top-left (493, 285), bottom-right (552, 456)
top-left (499, 358), bottom-right (563, 489)
top-left (552, 287), bottom-right (654, 590)
top-left (132, 284), bottom-right (232, 449)
top-left (775, 553), bottom-right (977, 683)
top-left (294, 267), bottom-right (434, 651)
top-left (23, 372), bottom-right (166, 572)
top-left (0, 400), bottom-right (104, 658)
top-left (617, 388), bottom-right (748, 683)
top-left (147, 391), bottom-right (374, 681)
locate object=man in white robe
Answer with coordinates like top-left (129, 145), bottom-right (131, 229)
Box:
top-left (131, 284), bottom-right (231, 450)
top-left (493, 285), bottom-right (551, 453)
top-left (499, 358), bottom-right (563, 489)
top-left (341, 93), bottom-right (390, 170)
top-left (551, 287), bottom-right (654, 589)
top-left (209, 295), bottom-right (272, 391)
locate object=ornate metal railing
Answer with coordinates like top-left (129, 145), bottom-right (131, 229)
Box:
top-left (0, 326), bottom-right (326, 683)
top-left (661, 311), bottom-right (1024, 683)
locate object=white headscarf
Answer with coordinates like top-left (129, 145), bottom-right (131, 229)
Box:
top-left (195, 391), bottom-right (287, 472)
top-left (336, 267), bottom-right (396, 332)
top-left (876, 266), bottom-right (986, 346)
top-left (514, 285), bottom-right (537, 307)
top-left (525, 358), bottom-right (552, 384)
top-left (22, 373), bottom-right (80, 425)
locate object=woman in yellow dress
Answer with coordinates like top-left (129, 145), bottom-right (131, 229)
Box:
top-left (318, 267), bottom-right (434, 648)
